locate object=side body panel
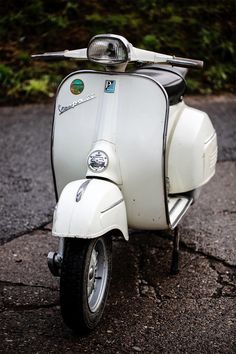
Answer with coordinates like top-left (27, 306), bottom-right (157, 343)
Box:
top-left (167, 102), bottom-right (217, 193)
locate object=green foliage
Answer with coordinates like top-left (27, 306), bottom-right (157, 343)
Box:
top-left (21, 76), bottom-right (52, 97)
top-left (142, 35), bottom-right (161, 51)
top-left (0, 0), bottom-right (235, 104)
top-left (0, 64), bottom-right (13, 85)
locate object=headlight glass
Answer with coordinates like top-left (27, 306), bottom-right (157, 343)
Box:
top-left (87, 36), bottom-right (129, 64)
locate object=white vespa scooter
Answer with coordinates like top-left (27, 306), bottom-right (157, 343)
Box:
top-left (32, 34), bottom-right (217, 333)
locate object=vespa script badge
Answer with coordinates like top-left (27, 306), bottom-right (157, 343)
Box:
top-left (88, 151), bottom-right (109, 172)
top-left (58, 94), bottom-right (96, 115)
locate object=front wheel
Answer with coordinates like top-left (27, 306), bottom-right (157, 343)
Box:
top-left (60, 235), bottom-right (112, 333)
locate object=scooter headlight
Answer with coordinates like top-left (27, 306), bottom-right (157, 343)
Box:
top-left (87, 34), bottom-right (130, 65)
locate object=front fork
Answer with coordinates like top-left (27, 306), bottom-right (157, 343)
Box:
top-left (47, 238), bottom-right (64, 277)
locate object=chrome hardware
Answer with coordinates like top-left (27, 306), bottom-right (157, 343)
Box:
top-left (88, 150), bottom-right (109, 172)
top-left (58, 93), bottom-right (96, 115)
top-left (47, 251), bottom-right (63, 277)
top-left (76, 179), bottom-right (91, 202)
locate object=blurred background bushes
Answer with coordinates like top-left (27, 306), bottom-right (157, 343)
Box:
top-left (0, 0), bottom-right (235, 104)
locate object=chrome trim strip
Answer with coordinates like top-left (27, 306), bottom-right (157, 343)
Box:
top-left (101, 198), bottom-right (124, 213)
top-left (204, 131), bottom-right (217, 145)
top-left (170, 198), bottom-right (182, 214)
top-left (170, 197), bottom-right (193, 229)
top-left (76, 179), bottom-right (91, 202)
top-left (51, 99), bottom-right (58, 201)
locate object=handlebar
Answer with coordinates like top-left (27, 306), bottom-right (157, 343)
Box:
top-left (131, 48), bottom-right (204, 70)
top-left (166, 56), bottom-right (204, 69)
top-left (31, 48), bottom-right (87, 61)
top-left (31, 46), bottom-right (204, 70)
top-left (31, 52), bottom-right (69, 61)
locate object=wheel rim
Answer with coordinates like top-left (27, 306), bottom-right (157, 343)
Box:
top-left (87, 238), bottom-right (108, 313)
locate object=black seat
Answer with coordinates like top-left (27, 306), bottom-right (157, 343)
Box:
top-left (133, 65), bottom-right (187, 105)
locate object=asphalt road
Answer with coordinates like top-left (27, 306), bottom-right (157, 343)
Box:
top-left (0, 104), bottom-right (55, 243)
top-left (0, 95), bottom-right (235, 353)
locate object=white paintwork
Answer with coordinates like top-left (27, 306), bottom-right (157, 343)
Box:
top-left (52, 179), bottom-right (128, 240)
top-left (64, 48), bottom-right (87, 59)
top-left (130, 46), bottom-right (173, 63)
top-left (114, 76), bottom-right (168, 230)
top-left (166, 102), bottom-right (217, 193)
top-left (53, 72), bottom-right (169, 230)
top-left (52, 69), bottom-right (217, 235)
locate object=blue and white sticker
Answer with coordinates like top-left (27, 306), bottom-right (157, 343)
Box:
top-left (104, 80), bottom-right (116, 93)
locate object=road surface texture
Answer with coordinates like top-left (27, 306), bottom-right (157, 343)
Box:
top-left (0, 95), bottom-right (235, 353)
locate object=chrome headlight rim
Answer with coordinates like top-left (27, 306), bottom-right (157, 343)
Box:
top-left (87, 34), bottom-right (131, 65)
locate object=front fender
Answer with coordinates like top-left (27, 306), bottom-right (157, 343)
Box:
top-left (52, 179), bottom-right (128, 240)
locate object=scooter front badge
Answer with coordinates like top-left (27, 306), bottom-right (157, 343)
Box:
top-left (70, 79), bottom-right (84, 95)
top-left (88, 151), bottom-right (109, 172)
top-left (104, 80), bottom-right (116, 93)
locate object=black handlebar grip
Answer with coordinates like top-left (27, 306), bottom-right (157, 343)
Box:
top-left (167, 56), bottom-right (204, 69)
top-left (31, 52), bottom-right (67, 61)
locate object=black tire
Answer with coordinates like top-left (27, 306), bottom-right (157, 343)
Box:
top-left (60, 235), bottom-right (112, 333)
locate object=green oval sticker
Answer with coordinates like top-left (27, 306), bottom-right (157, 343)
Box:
top-left (70, 79), bottom-right (84, 95)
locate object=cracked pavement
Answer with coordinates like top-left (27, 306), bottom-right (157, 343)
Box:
top-left (0, 95), bottom-right (235, 353)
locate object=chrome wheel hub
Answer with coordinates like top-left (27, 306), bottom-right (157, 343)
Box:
top-left (87, 239), bottom-right (108, 313)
